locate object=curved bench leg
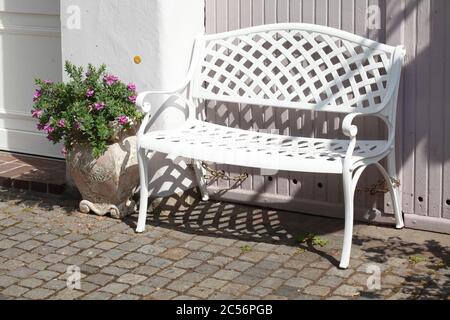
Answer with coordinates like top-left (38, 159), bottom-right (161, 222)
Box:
top-left (377, 155), bottom-right (404, 229)
top-left (192, 160), bottom-right (210, 201)
top-left (339, 169), bottom-right (355, 269)
top-left (136, 149), bottom-right (149, 233)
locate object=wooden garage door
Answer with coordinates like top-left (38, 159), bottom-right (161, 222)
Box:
top-left (0, 0), bottom-right (62, 158)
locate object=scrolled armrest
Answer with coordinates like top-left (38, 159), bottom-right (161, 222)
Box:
top-left (136, 89), bottom-right (179, 114)
top-left (342, 113), bottom-right (364, 138)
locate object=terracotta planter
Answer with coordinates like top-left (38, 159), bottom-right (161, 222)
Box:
top-left (67, 134), bottom-right (139, 219)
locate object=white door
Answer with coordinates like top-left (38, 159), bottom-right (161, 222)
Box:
top-left (0, 0), bottom-right (62, 158)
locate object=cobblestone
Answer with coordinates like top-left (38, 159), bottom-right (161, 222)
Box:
top-left (0, 189), bottom-right (447, 300)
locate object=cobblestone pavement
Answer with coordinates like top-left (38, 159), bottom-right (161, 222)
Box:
top-left (0, 188), bottom-right (448, 300)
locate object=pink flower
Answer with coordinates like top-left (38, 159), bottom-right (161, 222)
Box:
top-left (117, 115), bottom-right (129, 125)
top-left (31, 109), bottom-right (43, 119)
top-left (43, 123), bottom-right (55, 134)
top-left (127, 83), bottom-right (137, 91)
top-left (128, 95), bottom-right (137, 104)
top-left (57, 119), bottom-right (66, 128)
top-left (47, 135), bottom-right (54, 141)
top-left (86, 89), bottom-right (94, 97)
top-left (36, 123), bottom-right (45, 131)
top-left (93, 102), bottom-right (105, 111)
top-left (61, 147), bottom-right (68, 155)
top-left (44, 80), bottom-right (53, 85)
top-left (103, 74), bottom-right (119, 86)
top-left (33, 89), bottom-right (42, 102)
top-left (73, 121), bottom-right (80, 130)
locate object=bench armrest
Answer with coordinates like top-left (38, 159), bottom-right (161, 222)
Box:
top-left (342, 113), bottom-right (363, 138)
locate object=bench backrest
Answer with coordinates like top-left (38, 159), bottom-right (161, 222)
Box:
top-left (191, 23), bottom-right (404, 116)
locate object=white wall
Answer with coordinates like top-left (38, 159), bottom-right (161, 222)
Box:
top-left (61, 0), bottom-right (205, 196)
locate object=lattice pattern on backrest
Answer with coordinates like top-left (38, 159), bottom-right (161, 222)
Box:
top-left (193, 28), bottom-right (394, 113)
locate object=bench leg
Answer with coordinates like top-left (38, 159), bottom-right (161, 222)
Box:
top-left (136, 149), bottom-right (149, 233)
top-left (339, 169), bottom-right (355, 269)
top-left (378, 154), bottom-right (404, 229)
top-left (192, 160), bottom-right (209, 201)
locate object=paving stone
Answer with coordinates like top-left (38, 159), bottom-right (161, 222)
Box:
top-left (47, 239), bottom-right (71, 248)
top-left (100, 249), bottom-right (127, 261)
top-left (274, 285), bottom-right (302, 299)
top-left (199, 278), bottom-right (228, 290)
top-left (240, 251), bottom-right (268, 263)
top-left (18, 278), bottom-right (44, 289)
top-left (271, 268), bottom-right (297, 280)
top-left (208, 256), bottom-right (234, 267)
top-left (63, 255), bottom-right (89, 265)
top-left (246, 285), bottom-right (274, 297)
top-left (16, 252), bottom-right (41, 263)
top-left (179, 272), bottom-right (206, 284)
top-left (116, 242), bottom-right (143, 252)
top-left (82, 291), bottom-right (112, 300)
top-left (166, 279), bottom-right (195, 293)
top-left (42, 279), bottom-right (67, 291)
top-left (73, 239), bottom-right (97, 249)
top-left (213, 269), bottom-right (240, 281)
top-left (23, 288), bottom-right (54, 299)
top-left (326, 267), bottom-right (354, 278)
top-left (128, 285), bottom-right (155, 296)
top-left (112, 259), bottom-right (140, 269)
top-left (80, 248), bottom-right (103, 258)
top-left (182, 240), bottom-right (206, 251)
top-left (0, 248), bottom-right (26, 259)
top-left (154, 238), bottom-right (181, 249)
top-left (303, 285), bottom-right (331, 297)
top-left (195, 264), bottom-right (220, 276)
top-left (117, 273), bottom-right (147, 285)
top-left (100, 283), bottom-right (129, 295)
top-left (84, 274), bottom-right (114, 286)
top-left (284, 277), bottom-right (312, 289)
top-left (202, 244), bottom-right (226, 254)
top-left (142, 255), bottom-right (172, 269)
top-left (28, 260), bottom-right (51, 271)
top-left (2, 285), bottom-right (29, 297)
top-left (299, 267), bottom-right (326, 281)
top-left (174, 258), bottom-right (203, 269)
top-left (220, 283), bottom-right (250, 296)
top-left (188, 251), bottom-right (214, 261)
top-left (233, 274), bottom-right (261, 286)
top-left (334, 284), bottom-right (362, 297)
top-left (146, 288), bottom-right (177, 300)
top-left (317, 275), bottom-right (345, 288)
top-left (86, 257), bottom-right (113, 268)
top-left (47, 263), bottom-right (70, 273)
top-left (32, 245), bottom-right (57, 255)
top-left (95, 241), bottom-right (119, 250)
top-left (138, 244), bottom-right (166, 255)
top-left (33, 270), bottom-right (59, 281)
top-left (55, 246), bottom-right (81, 256)
top-left (0, 239), bottom-right (18, 249)
top-left (132, 265), bottom-right (158, 277)
top-left (102, 266), bottom-right (129, 277)
top-left (1, 259), bottom-right (25, 270)
top-left (141, 276), bottom-right (171, 289)
top-left (158, 267), bottom-right (187, 280)
top-left (187, 286), bottom-right (215, 299)
top-left (8, 267), bottom-right (36, 278)
top-left (0, 275), bottom-right (18, 288)
top-left (225, 260), bottom-right (253, 272)
top-left (42, 253), bottom-right (66, 264)
top-left (124, 252), bottom-right (152, 264)
top-left (160, 248), bottom-right (191, 260)
top-left (258, 277), bottom-right (284, 290)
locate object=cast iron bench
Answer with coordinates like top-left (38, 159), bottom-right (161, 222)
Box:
top-left (135, 23), bottom-right (406, 269)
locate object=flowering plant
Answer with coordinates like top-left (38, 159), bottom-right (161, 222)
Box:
top-left (32, 61), bottom-right (143, 158)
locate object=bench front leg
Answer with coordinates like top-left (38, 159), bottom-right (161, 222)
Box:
top-left (339, 168), bottom-right (355, 269)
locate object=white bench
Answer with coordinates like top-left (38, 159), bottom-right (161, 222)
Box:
top-left (135, 23), bottom-right (406, 269)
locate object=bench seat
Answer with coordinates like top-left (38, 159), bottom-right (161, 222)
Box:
top-left (140, 120), bottom-right (386, 174)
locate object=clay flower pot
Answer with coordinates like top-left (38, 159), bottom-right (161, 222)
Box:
top-left (67, 134), bottom-right (139, 219)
